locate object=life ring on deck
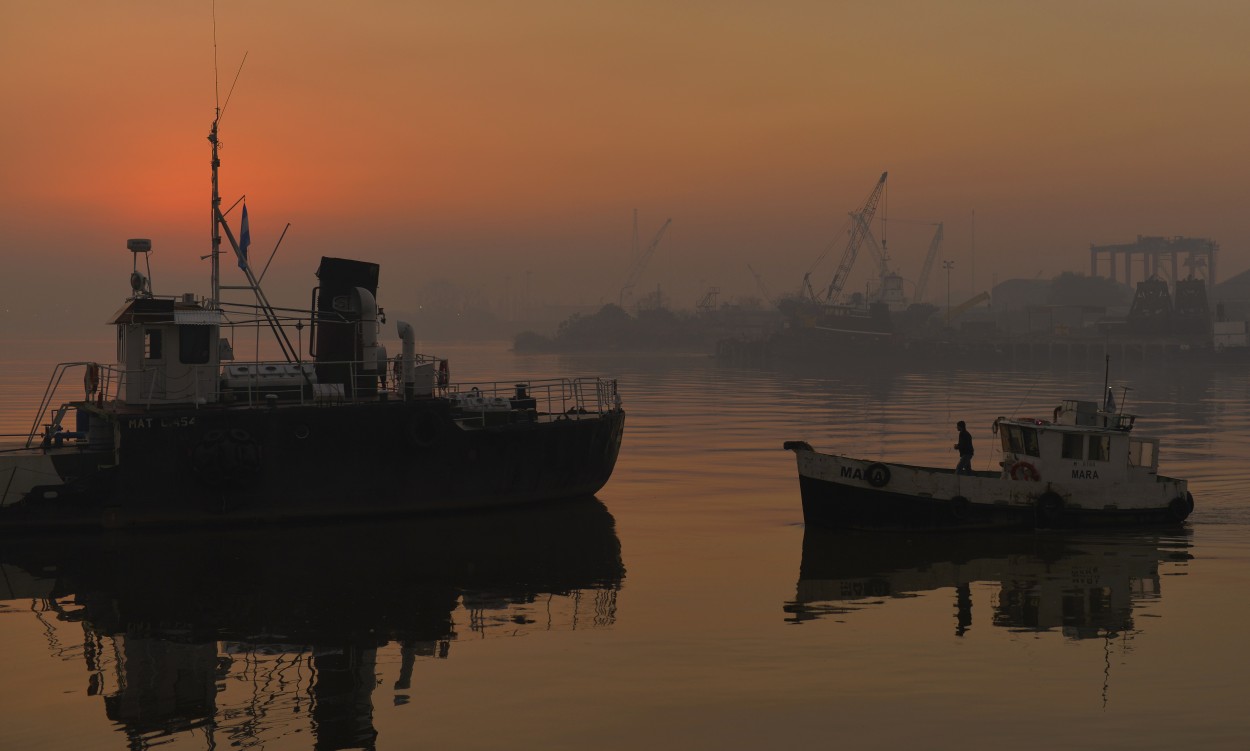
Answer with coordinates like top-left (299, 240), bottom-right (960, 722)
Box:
top-left (1167, 492), bottom-right (1195, 522)
top-left (84, 363), bottom-right (100, 396)
top-left (1009, 460), bottom-right (1040, 481)
top-left (864, 462), bottom-right (891, 488)
top-left (1035, 492), bottom-right (1064, 527)
top-left (438, 360), bottom-right (450, 388)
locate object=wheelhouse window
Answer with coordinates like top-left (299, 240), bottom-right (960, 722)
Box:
top-left (1021, 427), bottom-right (1040, 457)
top-left (1003, 425), bottom-right (1040, 457)
top-left (1129, 439), bottom-right (1157, 469)
top-left (1061, 433), bottom-right (1084, 459)
top-left (144, 329), bottom-right (162, 360)
top-left (179, 325), bottom-right (212, 364)
top-left (1088, 435), bottom-right (1110, 462)
top-left (1005, 426), bottom-right (1024, 455)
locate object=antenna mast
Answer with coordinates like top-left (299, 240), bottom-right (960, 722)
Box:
top-left (210, 113), bottom-right (222, 307)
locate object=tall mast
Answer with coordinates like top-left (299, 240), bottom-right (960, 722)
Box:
top-left (207, 109), bottom-right (300, 363)
top-left (209, 111), bottom-right (222, 308)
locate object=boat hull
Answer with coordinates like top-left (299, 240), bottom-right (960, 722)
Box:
top-left (788, 445), bottom-right (1191, 532)
top-left (1, 401), bottom-right (625, 529)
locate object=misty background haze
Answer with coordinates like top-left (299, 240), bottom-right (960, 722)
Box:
top-left (2, 1), bottom-right (1248, 342)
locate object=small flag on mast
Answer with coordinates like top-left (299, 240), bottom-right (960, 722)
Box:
top-left (238, 203), bottom-right (251, 269)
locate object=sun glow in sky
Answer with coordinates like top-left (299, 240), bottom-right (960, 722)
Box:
top-left (3, 1), bottom-right (1249, 333)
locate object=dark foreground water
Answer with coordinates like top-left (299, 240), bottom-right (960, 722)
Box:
top-left (2, 341), bottom-right (1248, 750)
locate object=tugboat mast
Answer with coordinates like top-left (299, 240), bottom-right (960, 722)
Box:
top-left (206, 104), bottom-right (300, 362)
top-left (209, 111), bottom-right (222, 308)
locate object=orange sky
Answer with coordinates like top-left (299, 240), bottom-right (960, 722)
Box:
top-left (3, 1), bottom-right (1249, 330)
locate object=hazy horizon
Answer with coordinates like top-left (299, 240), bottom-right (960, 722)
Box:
top-left (3, 1), bottom-right (1248, 339)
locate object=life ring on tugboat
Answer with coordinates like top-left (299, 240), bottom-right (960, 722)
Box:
top-left (1167, 492), bottom-right (1195, 522)
top-left (1009, 460), bottom-right (1040, 481)
top-left (864, 462), bottom-right (891, 488)
top-left (83, 363), bottom-right (100, 396)
top-left (1035, 492), bottom-right (1064, 527)
top-left (437, 359), bottom-right (450, 388)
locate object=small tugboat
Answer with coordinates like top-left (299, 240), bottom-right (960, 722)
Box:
top-left (784, 386), bottom-right (1193, 531)
top-left (0, 111), bottom-right (624, 530)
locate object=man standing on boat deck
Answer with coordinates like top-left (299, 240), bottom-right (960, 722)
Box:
top-left (954, 421), bottom-right (974, 475)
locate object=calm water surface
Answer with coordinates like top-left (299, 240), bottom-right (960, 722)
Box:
top-left (1, 340), bottom-right (1248, 750)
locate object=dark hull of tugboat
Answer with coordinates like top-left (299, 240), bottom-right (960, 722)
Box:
top-left (797, 474), bottom-right (1191, 532)
top-left (0, 402), bottom-right (624, 530)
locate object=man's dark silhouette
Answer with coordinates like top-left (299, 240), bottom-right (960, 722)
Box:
top-left (954, 420), bottom-right (974, 475)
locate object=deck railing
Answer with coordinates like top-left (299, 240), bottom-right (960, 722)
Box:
top-left (26, 357), bottom-right (620, 448)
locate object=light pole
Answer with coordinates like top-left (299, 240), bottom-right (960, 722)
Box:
top-left (942, 260), bottom-right (955, 327)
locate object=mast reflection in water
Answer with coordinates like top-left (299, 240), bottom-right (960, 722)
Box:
top-left (0, 498), bottom-right (623, 750)
top-left (785, 528), bottom-right (1192, 641)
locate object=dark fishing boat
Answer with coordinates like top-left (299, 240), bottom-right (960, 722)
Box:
top-left (0, 111), bottom-right (624, 530)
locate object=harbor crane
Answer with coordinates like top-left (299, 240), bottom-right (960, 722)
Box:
top-left (619, 217), bottom-right (672, 308)
top-left (913, 222), bottom-right (944, 304)
top-left (747, 264), bottom-right (777, 307)
top-left (817, 171), bottom-right (888, 304)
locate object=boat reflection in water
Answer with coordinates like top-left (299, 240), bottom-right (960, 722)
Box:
top-left (0, 498), bottom-right (623, 749)
top-left (785, 528), bottom-right (1191, 639)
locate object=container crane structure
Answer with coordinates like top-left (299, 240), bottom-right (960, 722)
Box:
top-left (619, 217), bottom-right (672, 308)
top-left (818, 171), bottom-right (888, 304)
top-left (747, 264), bottom-right (776, 307)
top-left (913, 222), bottom-right (944, 304)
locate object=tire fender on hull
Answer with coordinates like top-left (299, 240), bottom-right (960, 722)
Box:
top-left (191, 428), bottom-right (262, 490)
top-left (1167, 492), bottom-right (1195, 522)
top-left (1034, 491), bottom-right (1064, 528)
top-left (865, 463), bottom-right (891, 488)
top-left (405, 409), bottom-right (446, 448)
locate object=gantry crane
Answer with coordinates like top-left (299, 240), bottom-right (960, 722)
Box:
top-left (619, 217), bottom-right (672, 308)
top-left (818, 171), bottom-right (888, 304)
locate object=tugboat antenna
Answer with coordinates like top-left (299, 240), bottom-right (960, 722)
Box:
top-left (1102, 354), bottom-right (1111, 409)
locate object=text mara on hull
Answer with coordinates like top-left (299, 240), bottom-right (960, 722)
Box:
top-left (0, 110), bottom-right (624, 529)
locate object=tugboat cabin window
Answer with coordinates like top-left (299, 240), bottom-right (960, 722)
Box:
top-left (1088, 435), bottom-right (1111, 462)
top-left (179, 326), bottom-right (212, 364)
top-left (1128, 438), bottom-right (1157, 469)
top-left (1061, 433), bottom-right (1084, 459)
top-left (144, 329), bottom-right (162, 360)
top-left (1003, 425), bottom-right (1041, 457)
top-left (1021, 428), bottom-right (1040, 457)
